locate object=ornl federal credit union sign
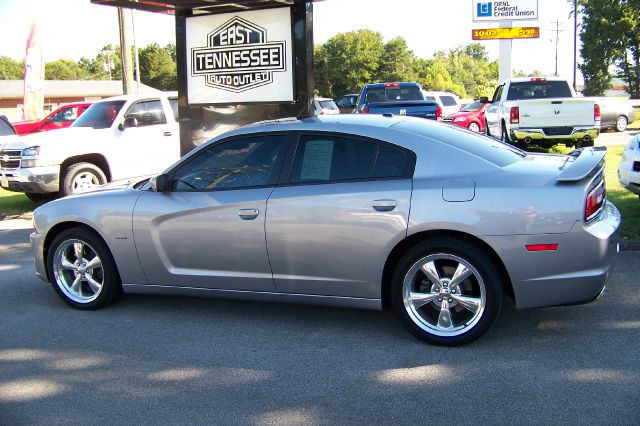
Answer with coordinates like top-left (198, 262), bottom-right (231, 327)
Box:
top-left (472, 0), bottom-right (538, 22)
top-left (186, 8), bottom-right (293, 104)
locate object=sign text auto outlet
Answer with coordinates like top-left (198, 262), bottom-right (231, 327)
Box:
top-left (472, 0), bottom-right (538, 22)
top-left (186, 8), bottom-right (294, 104)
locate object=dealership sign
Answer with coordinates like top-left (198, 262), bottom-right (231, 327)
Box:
top-left (186, 8), bottom-right (293, 104)
top-left (472, 0), bottom-right (538, 22)
top-left (472, 27), bottom-right (539, 40)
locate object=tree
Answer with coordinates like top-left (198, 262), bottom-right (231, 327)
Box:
top-left (138, 43), bottom-right (177, 90)
top-left (378, 37), bottom-right (417, 83)
top-left (319, 29), bottom-right (385, 97)
top-left (579, 0), bottom-right (640, 98)
top-left (78, 44), bottom-right (122, 80)
top-left (45, 59), bottom-right (89, 80)
top-left (0, 56), bottom-right (23, 79)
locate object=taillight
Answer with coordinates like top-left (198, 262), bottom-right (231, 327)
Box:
top-left (530, 77), bottom-right (547, 82)
top-left (436, 105), bottom-right (443, 121)
top-left (585, 180), bottom-right (605, 221)
top-left (385, 83), bottom-right (400, 87)
top-left (362, 105), bottom-right (369, 114)
top-left (594, 103), bottom-right (601, 121)
top-left (510, 106), bottom-right (519, 124)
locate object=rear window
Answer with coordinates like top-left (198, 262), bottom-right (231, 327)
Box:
top-left (506, 81), bottom-right (572, 100)
top-left (440, 96), bottom-right (458, 107)
top-left (319, 100), bottom-right (338, 110)
top-left (365, 86), bottom-right (424, 103)
top-left (396, 119), bottom-right (525, 167)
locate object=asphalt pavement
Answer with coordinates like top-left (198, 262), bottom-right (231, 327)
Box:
top-left (0, 219), bottom-right (638, 425)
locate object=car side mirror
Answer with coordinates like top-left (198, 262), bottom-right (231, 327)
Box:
top-left (150, 174), bottom-right (169, 192)
top-left (118, 116), bottom-right (138, 131)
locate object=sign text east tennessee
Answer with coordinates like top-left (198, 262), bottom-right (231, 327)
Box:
top-left (191, 42), bottom-right (286, 76)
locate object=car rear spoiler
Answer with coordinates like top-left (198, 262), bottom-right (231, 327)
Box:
top-left (555, 146), bottom-right (606, 182)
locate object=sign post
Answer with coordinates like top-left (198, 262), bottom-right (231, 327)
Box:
top-left (472, 0), bottom-right (539, 82)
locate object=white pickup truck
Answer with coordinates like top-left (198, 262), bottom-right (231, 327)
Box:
top-left (484, 77), bottom-right (600, 148)
top-left (0, 92), bottom-right (180, 200)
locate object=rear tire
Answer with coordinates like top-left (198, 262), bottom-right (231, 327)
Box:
top-left (615, 115), bottom-right (628, 132)
top-left (61, 162), bottom-right (107, 197)
top-left (46, 227), bottom-right (121, 310)
top-left (391, 237), bottom-right (503, 346)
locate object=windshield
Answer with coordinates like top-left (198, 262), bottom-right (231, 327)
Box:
top-left (319, 100), bottom-right (338, 110)
top-left (506, 81), bottom-right (572, 100)
top-left (72, 101), bottom-right (126, 129)
top-left (461, 101), bottom-right (484, 112)
top-left (0, 118), bottom-right (16, 136)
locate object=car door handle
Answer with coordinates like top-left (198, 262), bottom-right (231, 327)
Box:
top-left (372, 199), bottom-right (398, 212)
top-left (163, 131), bottom-right (172, 136)
top-left (238, 208), bottom-right (259, 220)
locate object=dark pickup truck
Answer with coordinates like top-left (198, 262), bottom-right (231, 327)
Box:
top-left (354, 82), bottom-right (442, 120)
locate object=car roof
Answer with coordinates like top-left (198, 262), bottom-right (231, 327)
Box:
top-left (96, 91), bottom-right (178, 103)
top-left (506, 77), bottom-right (567, 83)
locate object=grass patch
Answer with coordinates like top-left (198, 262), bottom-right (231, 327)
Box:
top-left (0, 188), bottom-right (44, 220)
top-left (628, 118), bottom-right (639, 130)
top-left (603, 145), bottom-right (640, 239)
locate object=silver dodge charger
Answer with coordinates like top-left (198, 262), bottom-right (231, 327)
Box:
top-left (31, 115), bottom-right (620, 346)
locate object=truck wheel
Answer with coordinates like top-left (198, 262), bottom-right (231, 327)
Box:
top-left (62, 163), bottom-right (107, 197)
top-left (615, 116), bottom-right (628, 132)
top-left (25, 192), bottom-right (57, 202)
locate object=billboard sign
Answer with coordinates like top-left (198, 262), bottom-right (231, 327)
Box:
top-left (472, 27), bottom-right (540, 40)
top-left (472, 0), bottom-right (538, 22)
top-left (186, 7), bottom-right (293, 104)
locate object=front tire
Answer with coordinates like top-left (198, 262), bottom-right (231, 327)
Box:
top-left (61, 162), bottom-right (107, 197)
top-left (468, 122), bottom-right (481, 133)
top-left (391, 237), bottom-right (503, 346)
top-left (46, 227), bottom-right (121, 310)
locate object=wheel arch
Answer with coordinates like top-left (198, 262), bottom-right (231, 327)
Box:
top-left (43, 221), bottom-right (120, 283)
top-left (381, 229), bottom-right (514, 309)
top-left (60, 154), bottom-right (112, 184)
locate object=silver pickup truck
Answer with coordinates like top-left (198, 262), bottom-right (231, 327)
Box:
top-left (484, 77), bottom-right (600, 148)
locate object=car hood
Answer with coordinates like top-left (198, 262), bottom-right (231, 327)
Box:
top-left (1, 127), bottom-right (97, 150)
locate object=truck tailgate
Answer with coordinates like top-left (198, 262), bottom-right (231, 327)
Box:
top-left (519, 98), bottom-right (595, 128)
top-left (368, 101), bottom-right (439, 120)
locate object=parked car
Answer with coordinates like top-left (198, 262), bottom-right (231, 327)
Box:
top-left (0, 115), bottom-right (19, 151)
top-left (593, 98), bottom-right (636, 132)
top-left (13, 102), bottom-right (93, 135)
top-left (31, 114), bottom-right (620, 346)
top-left (335, 93), bottom-right (358, 114)
top-left (618, 133), bottom-right (640, 197)
top-left (0, 92), bottom-right (179, 200)
top-left (422, 91), bottom-right (462, 117)
top-left (484, 77), bottom-right (600, 148)
top-left (311, 98), bottom-right (339, 115)
top-left (443, 98), bottom-right (490, 132)
top-left (355, 82), bottom-right (441, 120)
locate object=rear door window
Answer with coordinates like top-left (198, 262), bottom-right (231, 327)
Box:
top-left (125, 100), bottom-right (167, 126)
top-left (440, 96), bottom-right (458, 107)
top-left (290, 134), bottom-right (414, 183)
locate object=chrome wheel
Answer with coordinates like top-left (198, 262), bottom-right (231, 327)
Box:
top-left (71, 171), bottom-right (101, 194)
top-left (468, 122), bottom-right (480, 133)
top-left (52, 239), bottom-right (104, 303)
top-left (616, 116), bottom-right (628, 132)
top-left (402, 253), bottom-right (486, 337)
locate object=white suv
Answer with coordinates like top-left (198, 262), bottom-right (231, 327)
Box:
top-left (0, 92), bottom-right (180, 200)
top-left (422, 91), bottom-right (462, 117)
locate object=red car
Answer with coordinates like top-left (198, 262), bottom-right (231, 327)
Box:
top-left (443, 99), bottom-right (490, 133)
top-left (13, 102), bottom-right (93, 135)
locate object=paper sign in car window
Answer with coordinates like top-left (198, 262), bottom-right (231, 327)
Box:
top-left (300, 139), bottom-right (334, 180)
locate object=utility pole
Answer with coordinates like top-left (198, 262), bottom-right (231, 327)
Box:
top-left (117, 7), bottom-right (135, 94)
top-left (550, 21), bottom-right (566, 77)
top-left (573, 0), bottom-right (578, 92)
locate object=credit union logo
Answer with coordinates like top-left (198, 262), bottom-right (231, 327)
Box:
top-left (477, 2), bottom-right (492, 17)
top-left (190, 16), bottom-right (287, 93)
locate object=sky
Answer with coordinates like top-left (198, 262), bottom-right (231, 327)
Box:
top-left (0, 0), bottom-right (581, 83)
